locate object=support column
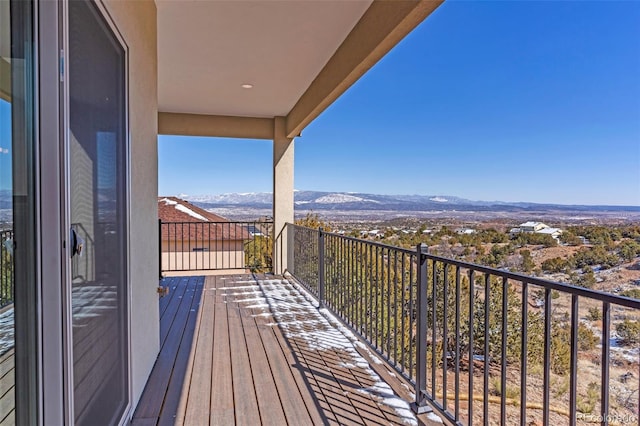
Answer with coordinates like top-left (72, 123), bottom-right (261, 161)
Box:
top-left (273, 116), bottom-right (294, 274)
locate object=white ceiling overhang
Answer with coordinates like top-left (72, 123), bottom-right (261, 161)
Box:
top-left (157, 0), bottom-right (443, 139)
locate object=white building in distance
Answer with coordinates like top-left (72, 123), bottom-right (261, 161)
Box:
top-left (511, 221), bottom-right (563, 241)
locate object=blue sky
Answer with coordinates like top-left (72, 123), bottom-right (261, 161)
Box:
top-left (159, 0), bottom-right (640, 206)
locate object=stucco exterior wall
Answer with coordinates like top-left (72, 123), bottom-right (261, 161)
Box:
top-left (102, 0), bottom-right (158, 412)
top-left (161, 240), bottom-right (246, 270)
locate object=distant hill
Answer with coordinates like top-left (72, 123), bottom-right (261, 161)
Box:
top-left (184, 191), bottom-right (640, 213)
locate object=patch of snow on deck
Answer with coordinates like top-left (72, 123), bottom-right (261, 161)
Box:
top-left (227, 276), bottom-right (420, 425)
top-left (0, 308), bottom-right (14, 356)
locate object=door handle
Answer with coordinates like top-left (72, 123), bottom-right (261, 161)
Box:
top-left (70, 228), bottom-right (85, 258)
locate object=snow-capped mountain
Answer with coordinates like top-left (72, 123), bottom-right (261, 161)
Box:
top-left (313, 193), bottom-right (380, 204)
top-left (185, 192), bottom-right (273, 205)
top-left (182, 191), bottom-right (640, 213)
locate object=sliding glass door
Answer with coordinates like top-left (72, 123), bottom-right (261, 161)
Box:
top-left (68, 1), bottom-right (129, 424)
top-left (0, 0), bottom-right (38, 424)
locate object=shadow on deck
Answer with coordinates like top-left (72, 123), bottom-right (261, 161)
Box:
top-left (131, 274), bottom-right (440, 425)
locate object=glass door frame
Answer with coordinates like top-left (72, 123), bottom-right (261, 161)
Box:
top-left (4, 0), bottom-right (41, 424)
top-left (39, 0), bottom-right (133, 424)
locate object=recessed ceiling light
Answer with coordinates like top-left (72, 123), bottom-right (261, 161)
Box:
top-left (241, 84), bottom-right (253, 89)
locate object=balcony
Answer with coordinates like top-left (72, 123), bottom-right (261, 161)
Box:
top-left (136, 222), bottom-right (640, 425)
top-left (131, 274), bottom-right (442, 425)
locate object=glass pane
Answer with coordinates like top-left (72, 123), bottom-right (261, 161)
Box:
top-left (0, 0), bottom-right (37, 424)
top-left (69, 1), bottom-right (128, 424)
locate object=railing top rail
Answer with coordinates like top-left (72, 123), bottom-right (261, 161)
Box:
top-left (424, 252), bottom-right (640, 309)
top-left (288, 223), bottom-right (416, 255)
top-left (288, 223), bottom-right (640, 310)
top-left (161, 220), bottom-right (273, 224)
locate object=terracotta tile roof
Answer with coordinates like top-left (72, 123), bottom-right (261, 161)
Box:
top-left (158, 197), bottom-right (250, 241)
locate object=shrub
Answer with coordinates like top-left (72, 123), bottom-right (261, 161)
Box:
top-left (586, 307), bottom-right (602, 321)
top-left (578, 324), bottom-right (598, 351)
top-left (576, 269), bottom-right (596, 288)
top-left (542, 257), bottom-right (568, 273)
top-left (620, 289), bottom-right (640, 299)
top-left (616, 320), bottom-right (640, 344)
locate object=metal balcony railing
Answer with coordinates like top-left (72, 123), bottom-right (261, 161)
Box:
top-left (159, 220), bottom-right (273, 275)
top-left (0, 229), bottom-right (13, 308)
top-left (286, 223), bottom-right (640, 425)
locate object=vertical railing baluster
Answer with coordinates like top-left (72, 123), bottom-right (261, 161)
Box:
top-left (601, 302), bottom-right (610, 426)
top-left (350, 238), bottom-right (354, 326)
top-left (342, 237), bottom-right (346, 318)
top-left (484, 273), bottom-right (490, 426)
top-left (393, 250), bottom-right (398, 366)
top-left (180, 222), bottom-right (184, 271)
top-left (468, 269), bottom-right (475, 424)
top-left (543, 287), bottom-right (552, 425)
top-left (318, 229), bottom-right (325, 307)
top-left (412, 243), bottom-right (431, 414)
top-left (454, 266), bottom-right (461, 422)
top-left (500, 277), bottom-right (508, 426)
top-left (442, 263), bottom-right (449, 411)
top-left (158, 219), bottom-right (162, 279)
top-left (570, 295), bottom-right (579, 426)
top-left (224, 222), bottom-right (228, 269)
top-left (172, 222), bottom-right (176, 271)
top-left (520, 281), bottom-right (528, 424)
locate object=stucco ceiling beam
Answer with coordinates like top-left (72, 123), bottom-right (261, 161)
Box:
top-left (158, 112), bottom-right (274, 140)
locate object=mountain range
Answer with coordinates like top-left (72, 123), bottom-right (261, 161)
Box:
top-left (183, 191), bottom-right (640, 213)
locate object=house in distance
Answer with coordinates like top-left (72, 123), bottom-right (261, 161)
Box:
top-left (510, 221), bottom-right (563, 242)
top-left (158, 197), bottom-right (250, 272)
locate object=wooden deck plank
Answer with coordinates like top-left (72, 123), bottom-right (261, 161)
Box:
top-left (182, 276), bottom-right (215, 425)
top-left (255, 317), bottom-right (320, 426)
top-left (157, 276), bottom-right (204, 426)
top-left (0, 350), bottom-right (14, 426)
top-left (159, 277), bottom-right (190, 347)
top-left (0, 350), bottom-right (14, 378)
top-left (132, 277), bottom-right (201, 421)
top-left (209, 276), bottom-right (235, 425)
top-left (227, 304), bottom-right (261, 425)
top-left (0, 387), bottom-right (14, 418)
top-left (239, 309), bottom-right (288, 425)
top-left (159, 277), bottom-right (179, 318)
top-left (129, 418), bottom-right (156, 426)
top-left (0, 408), bottom-right (14, 426)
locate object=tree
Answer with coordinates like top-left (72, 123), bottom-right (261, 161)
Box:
top-left (618, 240), bottom-right (640, 262)
top-left (560, 231), bottom-right (582, 246)
top-left (295, 212), bottom-right (331, 230)
top-left (520, 249), bottom-right (535, 272)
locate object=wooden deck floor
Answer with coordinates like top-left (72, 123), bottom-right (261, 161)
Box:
top-left (131, 274), bottom-right (438, 426)
top-left (0, 349), bottom-right (14, 425)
